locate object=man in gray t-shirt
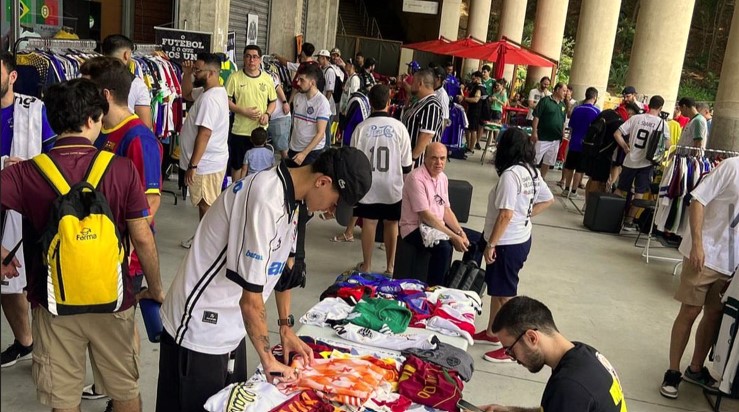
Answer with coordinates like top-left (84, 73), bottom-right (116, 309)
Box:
top-left (677, 97), bottom-right (708, 148)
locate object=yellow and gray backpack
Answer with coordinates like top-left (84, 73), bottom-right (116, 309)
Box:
top-left (32, 151), bottom-right (125, 315)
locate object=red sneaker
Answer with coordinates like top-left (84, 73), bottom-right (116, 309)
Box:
top-left (483, 347), bottom-right (514, 363)
top-left (472, 330), bottom-right (502, 346)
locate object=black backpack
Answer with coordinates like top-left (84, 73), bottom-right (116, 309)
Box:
top-left (582, 109), bottom-right (622, 158)
top-left (325, 66), bottom-right (343, 103)
top-left (444, 260), bottom-right (486, 297)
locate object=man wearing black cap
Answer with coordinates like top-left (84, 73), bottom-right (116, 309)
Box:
top-left (157, 147), bottom-right (372, 412)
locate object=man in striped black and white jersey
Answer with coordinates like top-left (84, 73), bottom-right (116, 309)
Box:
top-left (157, 148), bottom-right (371, 412)
top-left (401, 69), bottom-right (443, 168)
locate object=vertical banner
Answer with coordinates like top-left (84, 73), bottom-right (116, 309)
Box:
top-left (226, 31), bottom-right (236, 62)
top-left (154, 27), bottom-right (212, 63)
top-left (246, 13), bottom-right (258, 46)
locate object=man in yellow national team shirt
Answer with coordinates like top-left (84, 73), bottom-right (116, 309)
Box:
top-left (225, 45), bottom-right (277, 181)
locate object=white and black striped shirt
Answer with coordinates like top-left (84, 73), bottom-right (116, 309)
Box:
top-left (401, 93), bottom-right (443, 167)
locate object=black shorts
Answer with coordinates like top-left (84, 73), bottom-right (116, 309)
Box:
top-left (617, 165), bottom-right (653, 194)
top-left (564, 150), bottom-right (586, 173)
top-left (353, 201), bottom-right (402, 221)
top-left (467, 113), bottom-right (481, 130)
top-left (156, 332), bottom-right (247, 412)
top-left (228, 133), bottom-right (254, 171)
top-left (491, 110), bottom-right (502, 121)
top-left (480, 102), bottom-right (492, 121)
top-left (484, 236), bottom-right (532, 297)
top-left (585, 156), bottom-right (612, 181)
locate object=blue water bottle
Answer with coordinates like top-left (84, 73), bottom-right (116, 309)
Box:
top-left (139, 297), bottom-right (163, 343)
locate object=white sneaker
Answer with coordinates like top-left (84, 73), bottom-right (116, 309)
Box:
top-left (560, 188), bottom-right (570, 197)
top-left (568, 192), bottom-right (582, 200)
top-left (180, 236), bottom-right (194, 249)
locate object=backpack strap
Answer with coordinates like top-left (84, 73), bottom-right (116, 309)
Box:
top-left (84, 151), bottom-right (115, 189)
top-left (31, 154), bottom-right (71, 196)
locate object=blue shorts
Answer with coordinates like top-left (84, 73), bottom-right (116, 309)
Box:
top-left (484, 236), bottom-right (532, 297)
top-left (268, 116), bottom-right (292, 152)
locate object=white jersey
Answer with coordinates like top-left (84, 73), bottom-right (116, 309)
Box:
top-left (128, 76), bottom-right (151, 113)
top-left (351, 113), bottom-right (412, 204)
top-left (434, 87), bottom-right (450, 121)
top-left (179, 87), bottom-right (230, 174)
top-left (618, 112), bottom-right (671, 169)
top-left (484, 164), bottom-right (554, 245)
top-left (161, 163), bottom-right (299, 355)
top-left (678, 157), bottom-right (739, 275)
top-left (289, 91), bottom-right (331, 152)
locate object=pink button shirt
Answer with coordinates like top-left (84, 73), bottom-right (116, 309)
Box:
top-left (399, 165), bottom-right (450, 238)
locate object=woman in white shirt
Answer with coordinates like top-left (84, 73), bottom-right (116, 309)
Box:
top-left (472, 127), bottom-right (555, 363)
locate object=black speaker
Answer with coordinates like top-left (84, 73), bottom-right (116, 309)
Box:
top-left (448, 179), bottom-right (473, 223)
top-left (584, 192), bottom-right (626, 233)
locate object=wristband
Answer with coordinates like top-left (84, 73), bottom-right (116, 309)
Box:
top-left (188, 163), bottom-right (198, 170)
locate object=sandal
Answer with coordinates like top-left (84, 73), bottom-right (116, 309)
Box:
top-left (330, 233), bottom-right (354, 242)
top-left (320, 211), bottom-right (335, 220)
top-left (353, 262), bottom-right (367, 272)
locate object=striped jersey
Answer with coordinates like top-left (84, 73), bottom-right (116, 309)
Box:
top-left (401, 93), bottom-right (443, 167)
top-left (161, 163), bottom-right (299, 355)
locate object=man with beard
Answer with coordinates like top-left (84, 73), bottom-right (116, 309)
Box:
top-left (0, 51), bottom-right (56, 368)
top-left (179, 53), bottom-right (229, 246)
top-left (288, 64), bottom-right (331, 166)
top-left (474, 296), bottom-right (627, 412)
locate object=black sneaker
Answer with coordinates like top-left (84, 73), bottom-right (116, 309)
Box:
top-left (475, 143), bottom-right (482, 150)
top-left (0, 340), bottom-right (33, 368)
top-left (82, 384), bottom-right (107, 400)
top-left (104, 399), bottom-right (113, 412)
top-left (660, 369), bottom-right (682, 399)
top-left (683, 366), bottom-right (719, 392)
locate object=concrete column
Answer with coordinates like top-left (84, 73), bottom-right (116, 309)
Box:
top-left (526, 0), bottom-right (568, 87)
top-left (398, 47), bottom-right (415, 77)
top-left (496, 0), bottom-right (527, 82)
top-left (710, 4), bottom-right (739, 151)
top-left (568, 0), bottom-right (621, 104)
top-left (268, 0), bottom-right (304, 55)
top-left (461, 0), bottom-right (492, 76)
top-left (625, 0), bottom-right (695, 113)
top-left (305, 0), bottom-right (340, 50)
top-left (439, 0), bottom-right (463, 40)
top-left (177, 0), bottom-right (230, 53)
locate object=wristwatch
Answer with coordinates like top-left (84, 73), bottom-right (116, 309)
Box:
top-left (187, 163), bottom-right (198, 170)
top-left (277, 315), bottom-right (294, 327)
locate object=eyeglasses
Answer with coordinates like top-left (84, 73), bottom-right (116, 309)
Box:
top-left (434, 194), bottom-right (445, 206)
top-left (503, 328), bottom-right (537, 359)
top-left (245, 54), bottom-right (260, 60)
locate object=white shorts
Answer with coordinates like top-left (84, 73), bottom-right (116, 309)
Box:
top-left (535, 140), bottom-right (560, 166)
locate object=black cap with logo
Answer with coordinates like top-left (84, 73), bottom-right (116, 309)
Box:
top-left (331, 147), bottom-right (372, 207)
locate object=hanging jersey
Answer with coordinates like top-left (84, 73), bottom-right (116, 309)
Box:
top-left (161, 162), bottom-right (299, 355)
top-left (351, 113), bottom-right (412, 205)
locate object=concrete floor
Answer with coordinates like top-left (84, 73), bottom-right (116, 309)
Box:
top-left (2, 150), bottom-right (737, 412)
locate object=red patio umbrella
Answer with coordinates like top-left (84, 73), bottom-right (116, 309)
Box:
top-left (452, 39), bottom-right (557, 78)
top-left (430, 36), bottom-right (486, 55)
top-left (402, 36), bottom-right (453, 53)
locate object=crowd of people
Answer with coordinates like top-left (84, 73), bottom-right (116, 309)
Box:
top-left (0, 30), bottom-right (736, 412)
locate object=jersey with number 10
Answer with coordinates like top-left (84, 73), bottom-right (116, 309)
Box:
top-left (618, 113), bottom-right (671, 169)
top-left (351, 113), bottom-right (412, 205)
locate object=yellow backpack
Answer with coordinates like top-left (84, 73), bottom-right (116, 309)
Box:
top-left (32, 151), bottom-right (125, 315)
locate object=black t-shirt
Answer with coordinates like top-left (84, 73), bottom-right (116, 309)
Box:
top-left (541, 343), bottom-right (627, 412)
top-left (466, 84), bottom-right (485, 117)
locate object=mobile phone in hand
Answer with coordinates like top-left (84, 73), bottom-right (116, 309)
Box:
top-left (457, 399), bottom-right (485, 412)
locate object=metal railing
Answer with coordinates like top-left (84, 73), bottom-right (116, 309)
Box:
top-left (356, 0), bottom-right (382, 39)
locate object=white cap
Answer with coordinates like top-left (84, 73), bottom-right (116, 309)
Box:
top-left (316, 49), bottom-right (331, 57)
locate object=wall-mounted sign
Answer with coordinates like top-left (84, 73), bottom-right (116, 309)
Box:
top-left (246, 13), bottom-right (258, 46)
top-left (155, 27), bottom-right (212, 62)
top-left (402, 0), bottom-right (439, 15)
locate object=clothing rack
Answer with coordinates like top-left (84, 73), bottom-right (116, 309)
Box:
top-left (640, 145), bottom-right (738, 272)
top-left (14, 37), bottom-right (98, 54)
top-left (134, 44), bottom-right (163, 53)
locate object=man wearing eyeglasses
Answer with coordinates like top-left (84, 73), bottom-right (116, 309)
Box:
top-left (471, 296), bottom-right (627, 412)
top-left (225, 45), bottom-right (277, 182)
top-left (400, 142), bottom-right (469, 286)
